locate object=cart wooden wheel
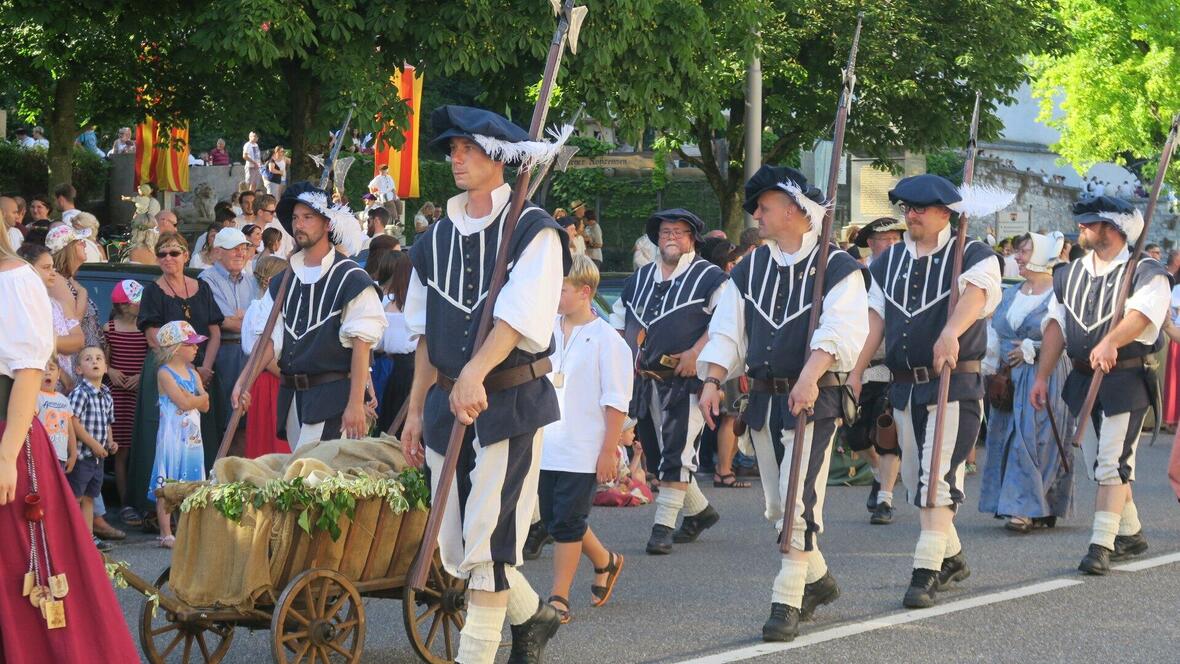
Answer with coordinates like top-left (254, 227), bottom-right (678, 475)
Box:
top-left (271, 568), bottom-right (365, 664)
top-left (403, 556), bottom-right (468, 664)
top-left (140, 568), bottom-right (235, 664)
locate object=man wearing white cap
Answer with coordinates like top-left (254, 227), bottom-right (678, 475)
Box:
top-left (201, 226), bottom-right (259, 455)
top-left (1031, 196), bottom-right (1170, 574)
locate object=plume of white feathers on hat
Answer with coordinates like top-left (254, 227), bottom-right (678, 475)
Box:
top-left (948, 184), bottom-right (1016, 218)
top-left (1097, 209), bottom-right (1145, 245)
top-left (294, 190), bottom-right (367, 256)
top-left (775, 179), bottom-right (830, 231)
top-left (471, 124), bottom-right (576, 172)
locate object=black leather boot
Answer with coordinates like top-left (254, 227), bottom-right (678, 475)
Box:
top-left (937, 551), bottom-right (970, 589)
top-left (522, 521), bottom-right (553, 561)
top-left (646, 524), bottom-right (675, 555)
top-left (903, 568), bottom-right (939, 608)
top-left (761, 602), bottom-right (800, 642)
top-left (506, 601), bottom-right (561, 664)
top-left (1111, 531), bottom-right (1148, 561)
top-left (800, 571), bottom-right (840, 621)
top-left (672, 505), bottom-right (720, 543)
top-left (1079, 543), bottom-right (1112, 575)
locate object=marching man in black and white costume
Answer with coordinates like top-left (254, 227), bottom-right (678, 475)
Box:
top-left (850, 174), bottom-right (1003, 608)
top-left (1030, 196), bottom-right (1169, 575)
top-left (697, 165), bottom-right (868, 641)
top-left (400, 106), bottom-right (572, 664)
top-left (611, 209), bottom-right (728, 555)
top-left (235, 181), bottom-right (384, 447)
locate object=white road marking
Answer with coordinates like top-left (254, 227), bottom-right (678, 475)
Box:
top-left (674, 578), bottom-right (1083, 664)
top-left (1112, 551), bottom-right (1180, 572)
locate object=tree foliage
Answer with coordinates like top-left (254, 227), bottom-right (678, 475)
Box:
top-left (1030, 0), bottom-right (1180, 185)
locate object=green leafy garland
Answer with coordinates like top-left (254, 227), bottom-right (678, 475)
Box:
top-left (179, 468), bottom-right (430, 541)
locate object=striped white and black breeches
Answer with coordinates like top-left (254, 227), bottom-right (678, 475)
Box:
top-left (748, 412), bottom-right (839, 551)
top-left (1081, 407), bottom-right (1146, 485)
top-left (896, 399), bottom-right (983, 509)
top-left (648, 384), bottom-right (704, 483)
top-left (425, 429), bottom-right (543, 593)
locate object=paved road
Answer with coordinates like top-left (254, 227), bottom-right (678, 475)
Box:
top-left (109, 434), bottom-right (1180, 663)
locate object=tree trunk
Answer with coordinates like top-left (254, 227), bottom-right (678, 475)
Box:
top-left (47, 75), bottom-right (82, 196)
top-left (720, 187), bottom-right (746, 240)
top-left (283, 59), bottom-right (321, 182)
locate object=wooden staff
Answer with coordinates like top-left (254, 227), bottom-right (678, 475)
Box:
top-left (1045, 403), bottom-right (1070, 474)
top-left (1069, 113), bottom-right (1180, 448)
top-left (780, 15), bottom-right (863, 554)
top-left (407, 0), bottom-right (588, 591)
top-left (215, 269), bottom-right (293, 461)
top-left (925, 92), bottom-right (983, 508)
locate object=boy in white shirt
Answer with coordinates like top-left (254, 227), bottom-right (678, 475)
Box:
top-left (540, 256), bottom-right (634, 624)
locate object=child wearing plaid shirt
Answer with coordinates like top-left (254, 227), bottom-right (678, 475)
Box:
top-left (69, 346), bottom-right (118, 545)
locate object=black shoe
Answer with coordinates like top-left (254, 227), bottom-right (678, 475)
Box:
top-left (800, 572), bottom-right (840, 621)
top-left (646, 524), bottom-right (675, 555)
top-left (870, 502), bottom-right (894, 525)
top-left (672, 505), bottom-right (720, 543)
top-left (761, 603), bottom-right (800, 642)
top-left (903, 568), bottom-right (939, 608)
top-left (1079, 543), bottom-right (1112, 575)
top-left (1111, 531), bottom-right (1148, 561)
top-left (936, 552), bottom-right (970, 589)
top-left (522, 521), bottom-right (553, 561)
top-left (93, 537), bottom-right (114, 553)
top-left (866, 479), bottom-right (880, 512)
top-left (507, 601), bottom-right (561, 664)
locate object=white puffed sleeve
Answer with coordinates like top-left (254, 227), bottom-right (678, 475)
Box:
top-left (338, 286), bottom-right (387, 348)
top-left (697, 281), bottom-right (746, 381)
top-left (598, 325), bottom-right (635, 414)
top-left (810, 271), bottom-right (869, 372)
top-left (403, 268), bottom-right (428, 344)
top-left (494, 227), bottom-right (564, 353)
top-left (982, 324), bottom-right (1000, 376)
top-left (959, 252), bottom-right (1003, 318)
top-left (609, 296), bottom-right (628, 331)
top-left (242, 291), bottom-right (283, 355)
top-left (0, 266), bottom-right (55, 375)
top-left (867, 274), bottom-right (886, 319)
top-left (1126, 273), bottom-right (1170, 345)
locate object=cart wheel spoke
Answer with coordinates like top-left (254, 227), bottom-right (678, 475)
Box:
top-left (282, 629), bottom-right (310, 643)
top-left (443, 613), bottom-right (455, 661)
top-left (414, 585), bottom-right (442, 600)
top-left (325, 592), bottom-right (352, 621)
top-left (415, 602), bottom-right (441, 625)
top-left (161, 630), bottom-right (186, 658)
top-left (325, 639), bottom-right (352, 659)
top-left (285, 605), bottom-right (311, 628)
top-left (151, 622), bottom-right (182, 638)
top-left (196, 630), bottom-right (212, 661)
top-left (334, 618), bottom-right (358, 641)
top-left (291, 640), bottom-right (312, 664)
top-left (424, 611), bottom-right (444, 650)
top-left (181, 633), bottom-right (195, 662)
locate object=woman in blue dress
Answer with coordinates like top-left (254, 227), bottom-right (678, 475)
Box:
top-left (980, 231), bottom-right (1075, 532)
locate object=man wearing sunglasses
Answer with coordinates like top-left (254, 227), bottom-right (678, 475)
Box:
top-left (610, 208), bottom-right (728, 556)
top-left (1030, 196), bottom-right (1168, 575)
top-left (254, 193), bottom-right (295, 258)
top-left (851, 174), bottom-right (1002, 609)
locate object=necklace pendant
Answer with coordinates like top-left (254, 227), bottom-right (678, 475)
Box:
top-left (49, 573), bottom-right (69, 599)
top-left (22, 571), bottom-right (34, 597)
top-left (42, 598), bottom-right (66, 629)
top-left (552, 372), bottom-right (565, 388)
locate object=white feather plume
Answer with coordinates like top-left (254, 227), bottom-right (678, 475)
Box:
top-left (775, 180), bottom-right (830, 231)
top-left (295, 190), bottom-right (366, 254)
top-left (948, 184), bottom-right (1016, 218)
top-left (1097, 210), bottom-right (1144, 245)
top-left (471, 124), bottom-right (576, 172)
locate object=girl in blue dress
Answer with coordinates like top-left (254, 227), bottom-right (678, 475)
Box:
top-left (980, 232), bottom-right (1075, 532)
top-left (148, 320), bottom-right (211, 548)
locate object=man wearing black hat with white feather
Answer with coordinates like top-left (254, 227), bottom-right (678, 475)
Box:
top-left (697, 165), bottom-right (869, 641)
top-left (850, 174), bottom-right (1004, 609)
top-left (234, 181), bottom-right (384, 447)
top-left (610, 208), bottom-right (728, 555)
top-left (1030, 196), bottom-right (1169, 575)
top-left (399, 106), bottom-right (572, 664)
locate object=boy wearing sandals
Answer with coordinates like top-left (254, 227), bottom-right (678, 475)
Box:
top-left (540, 256), bottom-right (633, 622)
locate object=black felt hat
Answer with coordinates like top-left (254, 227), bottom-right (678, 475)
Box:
top-left (742, 165), bottom-right (826, 216)
top-left (646, 208), bottom-right (705, 245)
top-left (888, 174), bottom-right (963, 207)
top-left (1073, 195), bottom-right (1143, 243)
top-left (276, 181), bottom-right (332, 236)
top-left (854, 216), bottom-right (908, 248)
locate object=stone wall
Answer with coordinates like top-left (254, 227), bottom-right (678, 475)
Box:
top-left (171, 164), bottom-right (246, 226)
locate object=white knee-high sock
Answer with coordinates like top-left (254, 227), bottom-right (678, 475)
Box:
top-left (654, 486), bottom-right (686, 528)
top-left (877, 490), bottom-right (893, 507)
top-left (771, 559), bottom-right (808, 608)
top-left (504, 567), bottom-right (541, 625)
top-left (458, 603), bottom-right (506, 664)
top-left (683, 479), bottom-right (709, 517)
top-left (1090, 511), bottom-right (1121, 550)
top-left (944, 523), bottom-right (962, 558)
top-left (913, 530), bottom-right (948, 571)
top-left (1118, 501), bottom-right (1141, 536)
top-left (805, 549), bottom-right (828, 584)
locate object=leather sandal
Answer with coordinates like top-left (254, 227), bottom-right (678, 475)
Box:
top-left (713, 472), bottom-right (751, 488)
top-left (548, 595), bottom-right (571, 624)
top-left (590, 552), bottom-right (624, 607)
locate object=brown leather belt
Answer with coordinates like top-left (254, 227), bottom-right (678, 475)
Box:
top-left (435, 357), bottom-right (552, 394)
top-left (637, 368), bottom-right (677, 381)
top-left (1072, 357), bottom-right (1145, 376)
top-left (891, 361), bottom-right (982, 384)
top-left (748, 372), bottom-right (843, 394)
top-left (281, 371), bottom-right (350, 391)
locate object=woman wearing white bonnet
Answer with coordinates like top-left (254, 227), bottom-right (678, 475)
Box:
top-left (980, 231), bottom-right (1074, 532)
top-left (70, 211), bottom-right (108, 262)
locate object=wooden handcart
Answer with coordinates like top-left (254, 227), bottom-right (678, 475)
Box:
top-left (112, 498), bottom-right (468, 664)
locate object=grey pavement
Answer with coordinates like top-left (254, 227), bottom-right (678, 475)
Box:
top-left (108, 434), bottom-right (1180, 663)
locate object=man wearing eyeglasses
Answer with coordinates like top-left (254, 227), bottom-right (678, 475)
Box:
top-left (850, 174), bottom-right (1002, 609)
top-left (610, 208), bottom-right (728, 556)
top-left (254, 193), bottom-right (295, 258)
top-left (200, 227), bottom-right (260, 456)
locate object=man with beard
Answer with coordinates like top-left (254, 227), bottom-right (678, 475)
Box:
top-left (850, 175), bottom-right (1002, 608)
top-left (611, 209), bottom-right (728, 555)
top-left (1031, 196), bottom-right (1169, 574)
top-left (401, 105), bottom-right (572, 664)
top-left (233, 181), bottom-right (384, 448)
top-left (698, 166), bottom-right (868, 641)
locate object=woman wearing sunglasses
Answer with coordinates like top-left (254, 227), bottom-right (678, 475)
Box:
top-left (125, 232), bottom-right (224, 527)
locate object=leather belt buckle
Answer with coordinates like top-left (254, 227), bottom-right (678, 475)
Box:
top-left (293, 374), bottom-right (310, 391)
top-left (913, 366), bottom-right (930, 384)
top-left (659, 354), bottom-right (680, 369)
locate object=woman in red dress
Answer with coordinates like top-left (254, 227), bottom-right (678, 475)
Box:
top-left (242, 256), bottom-right (290, 458)
top-left (0, 239), bottom-right (138, 662)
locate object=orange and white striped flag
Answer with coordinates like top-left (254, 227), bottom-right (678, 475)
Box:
top-left (373, 66), bottom-right (423, 199)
